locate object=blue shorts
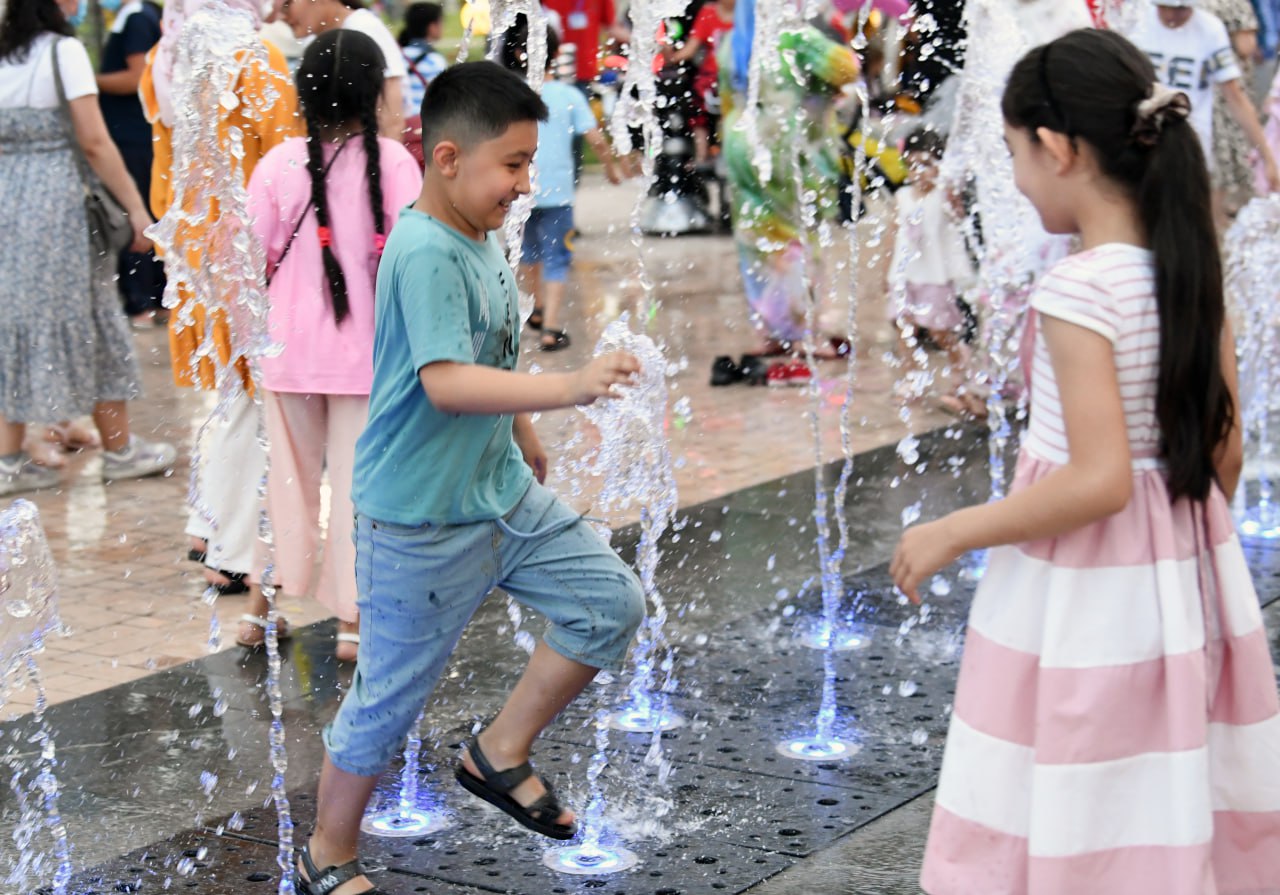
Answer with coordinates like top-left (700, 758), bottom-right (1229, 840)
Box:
top-left (324, 481), bottom-right (645, 778)
top-left (520, 206), bottom-right (574, 282)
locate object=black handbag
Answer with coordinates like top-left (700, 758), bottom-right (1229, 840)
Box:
top-left (51, 40), bottom-right (133, 258)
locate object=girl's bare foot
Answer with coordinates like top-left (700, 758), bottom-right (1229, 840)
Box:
top-left (47, 420), bottom-right (100, 450)
top-left (336, 619), bottom-right (359, 662)
top-left (23, 436), bottom-right (66, 469)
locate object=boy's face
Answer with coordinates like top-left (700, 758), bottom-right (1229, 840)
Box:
top-left (437, 121), bottom-right (539, 236)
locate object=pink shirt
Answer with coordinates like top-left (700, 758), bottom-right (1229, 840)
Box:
top-left (248, 136), bottom-right (422, 395)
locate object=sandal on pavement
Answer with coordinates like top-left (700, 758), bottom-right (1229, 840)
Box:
top-left (236, 613), bottom-right (292, 649)
top-left (455, 736), bottom-right (577, 840)
top-left (938, 392), bottom-right (989, 421)
top-left (526, 306), bottom-right (544, 331)
top-left (539, 329), bottom-right (571, 352)
top-left (295, 843), bottom-right (386, 895)
top-left (336, 631), bottom-right (359, 662)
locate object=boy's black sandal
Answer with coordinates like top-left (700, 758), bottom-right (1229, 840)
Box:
top-left (455, 736), bottom-right (577, 840)
top-left (295, 844), bottom-right (386, 895)
top-left (526, 306), bottom-right (545, 331)
top-left (540, 329), bottom-right (571, 352)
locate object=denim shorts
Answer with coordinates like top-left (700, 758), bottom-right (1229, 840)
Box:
top-left (323, 481), bottom-right (645, 777)
top-left (520, 206), bottom-right (574, 282)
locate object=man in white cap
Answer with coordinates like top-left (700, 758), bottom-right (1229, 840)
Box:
top-left (1127, 0), bottom-right (1280, 207)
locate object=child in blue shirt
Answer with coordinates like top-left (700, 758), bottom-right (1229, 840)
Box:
top-left (503, 21), bottom-right (620, 351)
top-left (294, 61), bottom-right (645, 895)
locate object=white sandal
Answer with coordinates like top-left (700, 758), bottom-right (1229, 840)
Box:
top-left (336, 631), bottom-right (360, 662)
top-left (235, 613), bottom-right (292, 649)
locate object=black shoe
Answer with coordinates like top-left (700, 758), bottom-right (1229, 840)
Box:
top-left (710, 355), bottom-right (744, 386)
top-left (738, 355), bottom-right (770, 386)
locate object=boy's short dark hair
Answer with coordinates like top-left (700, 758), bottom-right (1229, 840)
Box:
top-left (420, 61), bottom-right (549, 154)
top-left (903, 127), bottom-right (946, 159)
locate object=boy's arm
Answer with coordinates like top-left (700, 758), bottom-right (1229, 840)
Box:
top-left (513, 413), bottom-right (548, 483)
top-left (1222, 78), bottom-right (1280, 190)
top-left (583, 128), bottom-right (622, 183)
top-left (418, 352), bottom-right (639, 415)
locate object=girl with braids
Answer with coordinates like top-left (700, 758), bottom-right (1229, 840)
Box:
top-left (247, 29), bottom-right (421, 662)
top-left (892, 29), bottom-right (1280, 893)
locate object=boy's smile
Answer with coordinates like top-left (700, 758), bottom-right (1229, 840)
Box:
top-left (449, 122), bottom-right (540, 238)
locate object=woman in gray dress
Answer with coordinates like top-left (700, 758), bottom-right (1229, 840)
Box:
top-left (1205, 0), bottom-right (1262, 215)
top-left (0, 0), bottom-right (177, 496)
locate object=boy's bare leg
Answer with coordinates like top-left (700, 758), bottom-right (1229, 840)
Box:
top-left (539, 280), bottom-right (568, 343)
top-left (301, 760), bottom-right (381, 894)
top-left (461, 640), bottom-right (598, 825)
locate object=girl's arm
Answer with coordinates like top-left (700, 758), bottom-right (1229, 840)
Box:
top-left (67, 94), bottom-right (154, 250)
top-left (1214, 319), bottom-right (1244, 499)
top-left (891, 316), bottom-right (1133, 601)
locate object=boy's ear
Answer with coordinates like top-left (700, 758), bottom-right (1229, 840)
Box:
top-left (431, 140), bottom-right (463, 178)
top-left (1034, 126), bottom-right (1076, 174)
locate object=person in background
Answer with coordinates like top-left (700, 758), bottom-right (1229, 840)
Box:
top-left (96, 0), bottom-right (165, 329)
top-left (543, 0), bottom-right (628, 89)
top-left (1204, 0), bottom-right (1263, 216)
top-left (275, 0), bottom-right (407, 141)
top-left (399, 2), bottom-right (446, 122)
top-left (661, 0), bottom-right (734, 166)
top-left (142, 0), bottom-right (301, 643)
top-left (1127, 0), bottom-right (1280, 220)
top-left (248, 30), bottom-right (422, 662)
top-left (0, 0), bottom-right (177, 496)
top-left (502, 19), bottom-right (621, 351)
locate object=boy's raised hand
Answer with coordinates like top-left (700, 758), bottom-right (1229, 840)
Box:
top-left (569, 352), bottom-right (641, 406)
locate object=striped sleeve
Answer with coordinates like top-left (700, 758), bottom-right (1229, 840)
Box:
top-left (1031, 262), bottom-right (1121, 344)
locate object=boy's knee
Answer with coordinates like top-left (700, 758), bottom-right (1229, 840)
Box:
top-left (617, 571), bottom-right (646, 637)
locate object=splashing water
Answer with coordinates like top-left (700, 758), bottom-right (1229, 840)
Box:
top-left (361, 709), bottom-right (449, 837)
top-left (145, 5), bottom-right (295, 890)
top-left (0, 501), bottom-right (71, 894)
top-left (1226, 195), bottom-right (1280, 538)
top-left (580, 316), bottom-right (683, 735)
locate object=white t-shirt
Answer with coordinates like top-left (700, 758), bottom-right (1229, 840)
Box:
top-left (342, 8), bottom-right (407, 80)
top-left (0, 34), bottom-right (97, 110)
top-left (1127, 7), bottom-right (1241, 158)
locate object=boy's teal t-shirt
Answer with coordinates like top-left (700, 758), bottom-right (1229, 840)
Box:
top-left (352, 207), bottom-right (531, 526)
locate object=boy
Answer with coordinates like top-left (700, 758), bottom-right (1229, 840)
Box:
top-left (502, 22), bottom-right (622, 351)
top-left (294, 61), bottom-right (646, 895)
top-left (1128, 0), bottom-right (1280, 208)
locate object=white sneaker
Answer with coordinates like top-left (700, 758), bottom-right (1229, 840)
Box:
top-left (101, 436), bottom-right (178, 482)
top-left (0, 452), bottom-right (62, 496)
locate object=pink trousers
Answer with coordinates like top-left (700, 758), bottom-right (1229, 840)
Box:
top-left (258, 391), bottom-right (368, 623)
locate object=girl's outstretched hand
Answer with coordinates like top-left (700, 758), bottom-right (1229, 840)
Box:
top-left (891, 517), bottom-right (963, 604)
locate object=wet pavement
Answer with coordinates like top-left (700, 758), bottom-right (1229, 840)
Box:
top-left (2, 174), bottom-right (1278, 894)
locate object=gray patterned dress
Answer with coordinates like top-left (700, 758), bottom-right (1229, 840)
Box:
top-left (1204, 0), bottom-right (1260, 208)
top-left (0, 37), bottom-right (140, 423)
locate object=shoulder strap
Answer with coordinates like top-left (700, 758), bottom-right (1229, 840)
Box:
top-left (406, 45), bottom-right (433, 88)
top-left (51, 39), bottom-right (95, 195)
top-left (267, 138), bottom-right (351, 286)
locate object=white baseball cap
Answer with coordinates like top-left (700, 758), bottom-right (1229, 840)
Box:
top-left (1155, 0), bottom-right (1196, 7)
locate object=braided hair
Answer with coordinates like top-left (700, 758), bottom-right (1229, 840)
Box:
top-left (296, 29), bottom-right (386, 324)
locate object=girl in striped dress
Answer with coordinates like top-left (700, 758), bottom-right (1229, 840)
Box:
top-left (892, 29), bottom-right (1280, 895)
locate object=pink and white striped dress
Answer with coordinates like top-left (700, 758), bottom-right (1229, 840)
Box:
top-left (921, 244), bottom-right (1280, 895)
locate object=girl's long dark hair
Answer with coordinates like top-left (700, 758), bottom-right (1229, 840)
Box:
top-left (1002, 28), bottom-right (1232, 502)
top-left (0, 0), bottom-right (73, 63)
top-left (296, 29), bottom-right (386, 325)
